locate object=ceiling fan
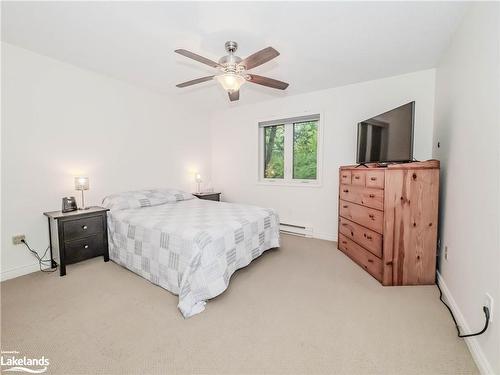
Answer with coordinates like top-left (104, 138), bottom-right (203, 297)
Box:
top-left (175, 41), bottom-right (289, 102)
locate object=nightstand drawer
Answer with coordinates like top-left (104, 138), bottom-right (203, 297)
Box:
top-left (193, 193), bottom-right (221, 201)
top-left (201, 194), bottom-right (220, 201)
top-left (63, 215), bottom-right (103, 240)
top-left (65, 234), bottom-right (104, 264)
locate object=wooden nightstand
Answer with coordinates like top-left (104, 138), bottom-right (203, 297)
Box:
top-left (43, 206), bottom-right (110, 276)
top-left (192, 192), bottom-right (221, 201)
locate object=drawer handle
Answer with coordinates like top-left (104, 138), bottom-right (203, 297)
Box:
top-left (370, 177), bottom-right (377, 181)
top-left (343, 205), bottom-right (348, 209)
top-left (368, 214), bottom-right (375, 219)
top-left (354, 176), bottom-right (360, 179)
top-left (342, 241), bottom-right (347, 245)
top-left (82, 225), bottom-right (88, 230)
top-left (369, 194), bottom-right (375, 198)
top-left (342, 175), bottom-right (348, 178)
top-left (84, 244), bottom-right (89, 249)
top-left (366, 235), bottom-right (373, 240)
top-left (343, 189), bottom-right (349, 193)
top-left (341, 223), bottom-right (347, 226)
top-left (368, 259), bottom-right (373, 263)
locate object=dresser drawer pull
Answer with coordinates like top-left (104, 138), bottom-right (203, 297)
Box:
top-left (342, 175), bottom-right (348, 178)
top-left (82, 225), bottom-right (88, 230)
top-left (366, 235), bottom-right (372, 240)
top-left (341, 241), bottom-right (347, 245)
top-left (343, 189), bottom-right (349, 193)
top-left (370, 177), bottom-right (377, 181)
top-left (367, 259), bottom-right (374, 263)
top-left (354, 176), bottom-right (360, 179)
top-left (343, 205), bottom-right (348, 209)
top-left (369, 194), bottom-right (375, 198)
top-left (84, 244), bottom-right (89, 249)
top-left (368, 214), bottom-right (375, 219)
top-left (341, 223), bottom-right (348, 226)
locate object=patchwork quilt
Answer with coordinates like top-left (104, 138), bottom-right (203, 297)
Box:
top-left (106, 196), bottom-right (280, 317)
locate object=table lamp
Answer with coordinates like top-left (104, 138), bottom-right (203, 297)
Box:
top-left (195, 173), bottom-right (202, 193)
top-left (74, 176), bottom-right (89, 210)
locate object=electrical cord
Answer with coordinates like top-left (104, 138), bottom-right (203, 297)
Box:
top-left (436, 281), bottom-right (490, 338)
top-left (21, 239), bottom-right (58, 273)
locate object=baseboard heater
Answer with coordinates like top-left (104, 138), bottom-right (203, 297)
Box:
top-left (279, 222), bottom-right (313, 237)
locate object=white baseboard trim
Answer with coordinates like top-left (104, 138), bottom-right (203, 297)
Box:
top-left (1, 262), bottom-right (41, 282)
top-left (436, 272), bottom-right (494, 375)
top-left (312, 232), bottom-right (337, 242)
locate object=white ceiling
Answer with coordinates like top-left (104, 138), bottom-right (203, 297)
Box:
top-left (2, 1), bottom-right (468, 109)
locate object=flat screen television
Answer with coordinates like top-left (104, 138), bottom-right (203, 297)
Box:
top-left (356, 101), bottom-right (415, 164)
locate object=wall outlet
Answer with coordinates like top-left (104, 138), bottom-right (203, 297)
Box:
top-left (444, 245), bottom-right (448, 260)
top-left (485, 293), bottom-right (494, 323)
top-left (12, 234), bottom-right (25, 245)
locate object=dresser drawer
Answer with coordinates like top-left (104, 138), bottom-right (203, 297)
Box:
top-left (365, 171), bottom-right (385, 189)
top-left (339, 217), bottom-right (383, 258)
top-left (63, 215), bottom-right (104, 240)
top-left (64, 233), bottom-right (104, 264)
top-left (339, 200), bottom-right (384, 234)
top-left (339, 184), bottom-right (384, 210)
top-left (351, 171), bottom-right (366, 186)
top-left (338, 234), bottom-right (382, 282)
top-left (340, 170), bottom-right (352, 185)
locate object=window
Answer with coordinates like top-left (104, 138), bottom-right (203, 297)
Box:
top-left (259, 114), bottom-right (321, 184)
top-left (263, 124), bottom-right (285, 178)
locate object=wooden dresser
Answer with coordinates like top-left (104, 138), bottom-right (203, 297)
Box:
top-left (338, 160), bottom-right (439, 286)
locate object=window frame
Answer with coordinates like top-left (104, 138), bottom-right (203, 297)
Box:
top-left (258, 112), bottom-right (323, 187)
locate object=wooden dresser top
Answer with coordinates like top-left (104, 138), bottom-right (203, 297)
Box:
top-left (339, 159), bottom-right (440, 171)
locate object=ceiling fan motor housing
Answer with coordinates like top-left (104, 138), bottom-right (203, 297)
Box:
top-left (219, 41), bottom-right (243, 70)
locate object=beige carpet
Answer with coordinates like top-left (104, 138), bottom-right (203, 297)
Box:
top-left (1, 234), bottom-right (477, 375)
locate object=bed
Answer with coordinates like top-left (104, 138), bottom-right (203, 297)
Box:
top-left (103, 189), bottom-right (280, 318)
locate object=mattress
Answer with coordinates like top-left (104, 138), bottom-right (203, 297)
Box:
top-left (107, 198), bottom-right (280, 317)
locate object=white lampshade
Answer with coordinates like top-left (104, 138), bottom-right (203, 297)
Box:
top-left (74, 176), bottom-right (89, 191)
top-left (215, 73), bottom-right (246, 92)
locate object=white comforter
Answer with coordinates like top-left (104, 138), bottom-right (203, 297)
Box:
top-left (107, 198), bottom-right (280, 317)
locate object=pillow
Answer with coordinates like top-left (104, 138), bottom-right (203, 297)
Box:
top-left (156, 188), bottom-right (195, 202)
top-left (102, 189), bottom-right (194, 211)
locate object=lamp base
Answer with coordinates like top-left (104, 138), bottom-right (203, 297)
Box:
top-left (78, 207), bottom-right (90, 210)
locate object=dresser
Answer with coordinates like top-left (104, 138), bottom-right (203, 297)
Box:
top-left (338, 160), bottom-right (439, 286)
top-left (44, 207), bottom-right (110, 276)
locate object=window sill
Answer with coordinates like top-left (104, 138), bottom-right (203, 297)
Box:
top-left (256, 181), bottom-right (322, 188)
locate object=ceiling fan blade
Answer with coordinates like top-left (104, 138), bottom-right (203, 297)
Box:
top-left (240, 47), bottom-right (280, 70)
top-left (248, 74), bottom-right (289, 90)
top-left (174, 49), bottom-right (221, 68)
top-left (176, 76), bottom-right (214, 88)
top-left (228, 90), bottom-right (240, 102)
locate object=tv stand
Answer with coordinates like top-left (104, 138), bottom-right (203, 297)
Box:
top-left (355, 163), bottom-right (369, 168)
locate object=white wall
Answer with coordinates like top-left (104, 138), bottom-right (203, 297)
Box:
top-left (1, 43), bottom-right (211, 280)
top-left (433, 3), bottom-right (500, 374)
top-left (210, 69), bottom-right (436, 240)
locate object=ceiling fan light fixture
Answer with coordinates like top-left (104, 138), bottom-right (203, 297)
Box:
top-left (175, 42), bottom-right (288, 102)
top-left (215, 73), bottom-right (246, 92)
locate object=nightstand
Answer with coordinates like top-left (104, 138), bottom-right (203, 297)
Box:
top-left (43, 206), bottom-right (110, 276)
top-left (192, 192), bottom-right (221, 201)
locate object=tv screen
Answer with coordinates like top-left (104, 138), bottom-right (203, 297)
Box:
top-left (356, 102), bottom-right (415, 164)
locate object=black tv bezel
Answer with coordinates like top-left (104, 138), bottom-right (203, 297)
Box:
top-left (356, 101), bottom-right (415, 164)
